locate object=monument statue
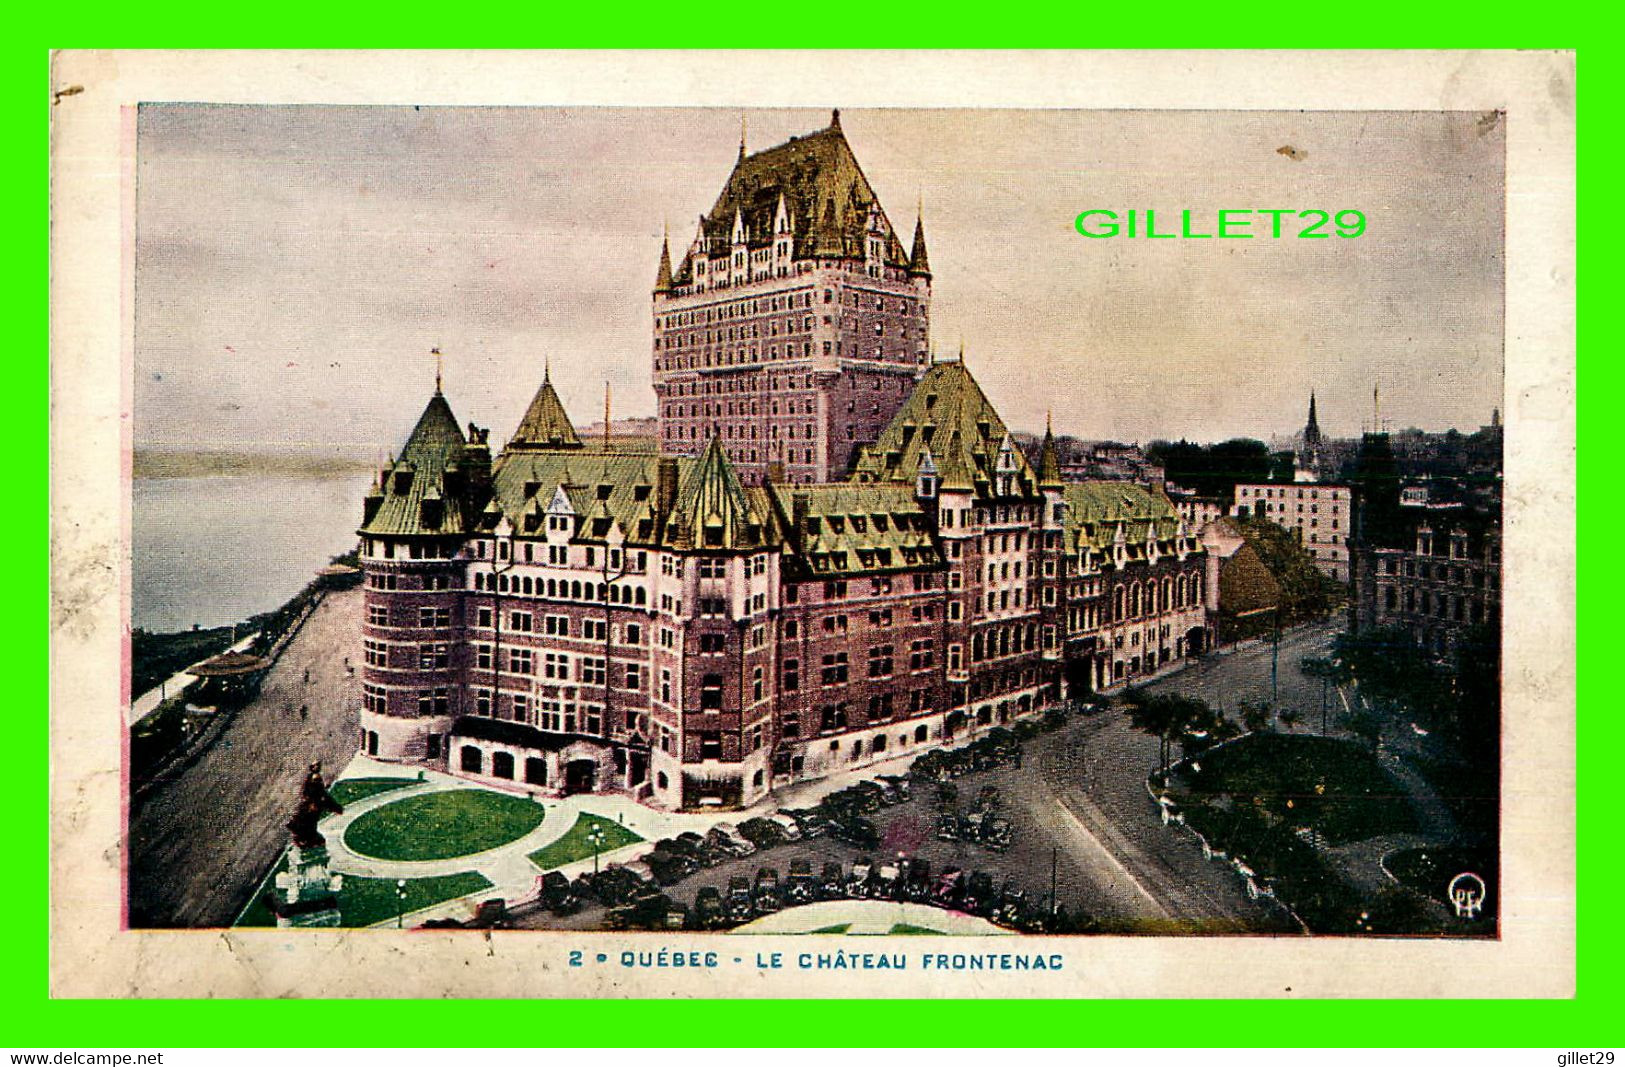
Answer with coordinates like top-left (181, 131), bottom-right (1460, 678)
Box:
top-left (287, 760), bottom-right (345, 849)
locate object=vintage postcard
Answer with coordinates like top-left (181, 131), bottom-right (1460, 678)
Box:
top-left (48, 50), bottom-right (1575, 998)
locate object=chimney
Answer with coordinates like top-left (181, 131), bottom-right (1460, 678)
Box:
top-left (657, 455), bottom-right (680, 519)
top-left (791, 491), bottom-right (810, 548)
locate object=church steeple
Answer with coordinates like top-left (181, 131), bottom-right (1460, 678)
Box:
top-left (1304, 390), bottom-right (1323, 451)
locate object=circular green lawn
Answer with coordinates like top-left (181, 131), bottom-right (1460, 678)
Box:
top-left (344, 789), bottom-right (545, 861)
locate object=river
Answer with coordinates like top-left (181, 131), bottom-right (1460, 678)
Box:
top-left (132, 470), bottom-right (375, 634)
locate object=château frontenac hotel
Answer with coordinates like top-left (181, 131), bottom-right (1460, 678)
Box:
top-left (354, 113), bottom-right (1216, 810)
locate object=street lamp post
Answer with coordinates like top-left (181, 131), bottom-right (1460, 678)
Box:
top-left (587, 822), bottom-right (607, 876)
top-left (396, 878), bottom-right (408, 929)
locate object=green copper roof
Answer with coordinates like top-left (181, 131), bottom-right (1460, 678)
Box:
top-left (507, 372), bottom-right (583, 451)
top-left (768, 482), bottom-right (941, 578)
top-left (674, 113), bottom-right (909, 284)
top-left (1062, 481), bottom-right (1190, 565)
top-left (852, 360), bottom-right (1039, 499)
top-left (360, 391), bottom-right (472, 537)
top-left (670, 437), bottom-right (766, 550)
top-left (1037, 423), bottom-right (1063, 488)
top-left (488, 450), bottom-right (671, 545)
top-left (909, 215), bottom-right (931, 277)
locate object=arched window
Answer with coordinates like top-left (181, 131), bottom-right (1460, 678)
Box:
top-left (635, 587), bottom-right (646, 605)
top-left (460, 745), bottom-right (483, 774)
top-left (973, 633), bottom-right (984, 661)
top-left (1113, 587), bottom-right (1125, 620)
top-left (570, 580), bottom-right (582, 599)
top-left (1130, 583), bottom-right (1142, 617)
top-left (657, 771), bottom-right (669, 790)
top-left (525, 757), bottom-right (547, 785)
top-left (492, 751), bottom-right (514, 779)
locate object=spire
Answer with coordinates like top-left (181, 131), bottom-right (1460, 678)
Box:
top-left (654, 230), bottom-right (674, 294)
top-left (1304, 389), bottom-right (1323, 449)
top-left (739, 113), bottom-right (747, 161)
top-left (909, 208), bottom-right (931, 278)
top-left (432, 346), bottom-right (443, 394)
top-left (1039, 412), bottom-right (1063, 489)
top-left (830, 108), bottom-right (841, 130)
top-left (676, 435), bottom-right (759, 549)
top-left (508, 369), bottom-right (583, 451)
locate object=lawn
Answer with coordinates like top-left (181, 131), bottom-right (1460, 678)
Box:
top-left (888, 923), bottom-right (944, 935)
top-left (526, 814), bottom-right (644, 871)
top-left (1170, 733), bottom-right (1415, 845)
top-left (344, 789), bottom-right (546, 861)
top-left (329, 777), bottom-right (417, 807)
top-left (235, 854), bottom-right (492, 928)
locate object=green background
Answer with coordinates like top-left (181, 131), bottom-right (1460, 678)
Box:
top-left (23, 16), bottom-right (1596, 1048)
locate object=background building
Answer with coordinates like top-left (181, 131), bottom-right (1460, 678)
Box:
top-left (1231, 482), bottom-right (1352, 582)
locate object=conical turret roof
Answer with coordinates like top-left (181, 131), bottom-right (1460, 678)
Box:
top-left (674, 436), bottom-right (761, 550)
top-left (1038, 419), bottom-right (1063, 489)
top-left (359, 389), bottom-right (470, 537)
top-left (909, 214), bottom-right (931, 277)
top-left (654, 236), bottom-right (674, 294)
top-left (507, 369), bottom-right (583, 451)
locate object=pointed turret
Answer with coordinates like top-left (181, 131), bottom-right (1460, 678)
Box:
top-left (507, 369), bottom-right (584, 451)
top-left (909, 213), bottom-right (931, 279)
top-left (1038, 415), bottom-right (1064, 489)
top-left (359, 389), bottom-right (469, 537)
top-left (674, 436), bottom-right (761, 550)
top-left (654, 233), bottom-right (674, 294)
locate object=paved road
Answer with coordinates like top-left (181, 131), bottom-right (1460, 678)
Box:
top-left (127, 589), bottom-right (363, 928)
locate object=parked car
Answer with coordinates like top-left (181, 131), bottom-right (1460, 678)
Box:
top-left (993, 885), bottom-right (1028, 928)
top-left (726, 876), bottom-right (755, 922)
top-left (766, 812), bottom-right (804, 841)
top-left (785, 858), bottom-right (817, 905)
top-left (708, 824), bottom-right (756, 858)
top-left (782, 808), bottom-right (828, 839)
top-left (877, 774), bottom-right (913, 802)
top-left (874, 860), bottom-right (903, 900)
top-left (905, 857), bottom-right (933, 903)
top-left (963, 871), bottom-right (996, 916)
top-left (693, 886), bottom-right (726, 930)
top-left (984, 818), bottom-right (1013, 854)
top-left (644, 849), bottom-right (694, 887)
top-left (753, 867), bottom-right (783, 913)
top-left (540, 871), bottom-right (581, 916)
top-left (935, 813), bottom-right (962, 842)
top-left (830, 815), bottom-right (879, 849)
top-left (818, 862), bottom-right (846, 900)
top-left (848, 857), bottom-right (873, 898)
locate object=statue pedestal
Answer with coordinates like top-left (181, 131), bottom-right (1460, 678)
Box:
top-left (267, 844), bottom-right (344, 928)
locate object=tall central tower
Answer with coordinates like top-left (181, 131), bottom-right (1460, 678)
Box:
top-left (652, 109), bottom-right (933, 486)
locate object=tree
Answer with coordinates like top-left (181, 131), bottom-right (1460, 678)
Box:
top-left (1238, 701), bottom-right (1273, 735)
top-left (1125, 689), bottom-right (1211, 772)
top-left (1278, 707), bottom-right (1305, 733)
top-left (1340, 702), bottom-right (1384, 755)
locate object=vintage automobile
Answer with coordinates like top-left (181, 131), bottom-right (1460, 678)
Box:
top-left (932, 867), bottom-right (965, 908)
top-left (829, 815), bottom-right (880, 849)
top-left (753, 867), bottom-right (783, 913)
top-left (904, 858), bottom-right (934, 903)
top-left (726, 875), bottom-right (755, 922)
top-left (818, 862), bottom-right (846, 900)
top-left (935, 812), bottom-right (962, 842)
top-left (984, 818), bottom-right (1013, 853)
top-left (692, 886), bottom-right (726, 930)
top-left (874, 861), bottom-right (903, 900)
top-left (962, 871), bottom-right (996, 916)
top-left (707, 824), bottom-right (756, 858)
top-left (766, 812), bottom-right (804, 841)
top-left (784, 858), bottom-right (817, 905)
top-left (876, 774), bottom-right (913, 802)
top-left (847, 857), bottom-right (874, 898)
top-left (540, 871), bottom-right (582, 916)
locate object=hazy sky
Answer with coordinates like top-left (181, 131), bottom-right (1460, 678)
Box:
top-left (134, 105), bottom-right (1504, 453)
